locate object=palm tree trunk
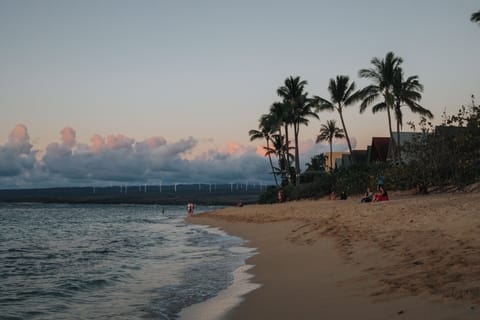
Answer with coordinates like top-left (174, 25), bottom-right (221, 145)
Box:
top-left (386, 103), bottom-right (397, 163)
top-left (277, 127), bottom-right (286, 184)
top-left (329, 140), bottom-right (333, 172)
top-left (338, 108), bottom-right (353, 157)
top-left (284, 123), bottom-right (291, 184)
top-left (266, 139), bottom-right (279, 187)
top-left (294, 121), bottom-right (300, 185)
top-left (396, 119), bottom-right (402, 162)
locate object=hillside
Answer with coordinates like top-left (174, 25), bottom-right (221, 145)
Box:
top-left (0, 184), bottom-right (265, 205)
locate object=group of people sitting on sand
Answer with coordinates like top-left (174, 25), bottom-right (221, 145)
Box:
top-left (328, 175), bottom-right (388, 203)
top-left (329, 190), bottom-right (348, 200)
top-left (360, 185), bottom-right (388, 202)
top-left (360, 175), bottom-right (389, 203)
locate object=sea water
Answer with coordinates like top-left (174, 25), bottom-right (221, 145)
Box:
top-left (0, 203), bottom-right (255, 320)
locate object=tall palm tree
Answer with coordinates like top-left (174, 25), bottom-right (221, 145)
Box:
top-left (249, 114), bottom-right (280, 186)
top-left (277, 76), bottom-right (318, 184)
top-left (269, 101), bottom-right (291, 182)
top-left (265, 134), bottom-right (294, 186)
top-left (316, 120), bottom-right (345, 172)
top-left (391, 69), bottom-right (433, 161)
top-left (358, 51), bottom-right (403, 163)
top-left (471, 10), bottom-right (480, 24)
top-left (314, 75), bottom-right (358, 156)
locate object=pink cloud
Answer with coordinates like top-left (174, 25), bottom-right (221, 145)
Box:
top-left (9, 124), bottom-right (29, 142)
top-left (7, 124), bottom-right (32, 154)
top-left (60, 127), bottom-right (76, 148)
top-left (298, 139), bottom-right (316, 155)
top-left (219, 142), bottom-right (247, 156)
top-left (89, 134), bottom-right (137, 153)
top-left (105, 134), bottom-right (134, 150)
top-left (255, 145), bottom-right (266, 156)
top-left (90, 134), bottom-right (105, 153)
top-left (141, 136), bottom-right (167, 149)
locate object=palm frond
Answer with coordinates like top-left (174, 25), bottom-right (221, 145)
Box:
top-left (316, 120), bottom-right (344, 143)
top-left (372, 102), bottom-right (387, 113)
top-left (343, 81), bottom-right (356, 103)
top-left (313, 96), bottom-right (335, 111)
top-left (359, 68), bottom-right (379, 80)
top-left (359, 89), bottom-right (380, 113)
top-left (471, 10), bottom-right (480, 23)
top-left (405, 101), bottom-right (434, 118)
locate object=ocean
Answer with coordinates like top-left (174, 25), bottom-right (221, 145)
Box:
top-left (0, 203), bottom-right (256, 320)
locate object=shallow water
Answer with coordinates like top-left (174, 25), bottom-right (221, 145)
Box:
top-left (0, 203), bottom-right (252, 319)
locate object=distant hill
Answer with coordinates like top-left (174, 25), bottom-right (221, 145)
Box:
top-left (0, 184), bottom-right (267, 205)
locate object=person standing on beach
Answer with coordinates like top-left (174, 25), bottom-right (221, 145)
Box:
top-left (277, 189), bottom-right (285, 203)
top-left (187, 203), bottom-right (195, 215)
top-left (377, 175), bottom-right (385, 191)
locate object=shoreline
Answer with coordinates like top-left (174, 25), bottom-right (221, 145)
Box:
top-left (179, 264), bottom-right (261, 320)
top-left (187, 192), bottom-right (480, 319)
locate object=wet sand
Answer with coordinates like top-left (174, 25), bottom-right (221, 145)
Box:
top-left (187, 192), bottom-right (480, 319)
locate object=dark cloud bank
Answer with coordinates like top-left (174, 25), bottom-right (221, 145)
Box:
top-left (0, 125), bottom-right (277, 189)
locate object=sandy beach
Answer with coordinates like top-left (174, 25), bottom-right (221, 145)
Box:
top-left (187, 191), bottom-right (480, 319)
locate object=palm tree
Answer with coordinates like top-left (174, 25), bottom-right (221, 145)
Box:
top-left (314, 75), bottom-right (358, 156)
top-left (265, 134), bottom-right (294, 186)
top-left (358, 52), bottom-right (403, 163)
top-left (305, 154), bottom-right (327, 172)
top-left (316, 120), bottom-right (345, 172)
top-left (249, 114), bottom-right (280, 186)
top-left (391, 69), bottom-right (433, 161)
top-left (269, 101), bottom-right (291, 182)
top-left (291, 93), bottom-right (318, 182)
top-left (277, 76), bottom-right (318, 184)
top-left (471, 10), bottom-right (480, 24)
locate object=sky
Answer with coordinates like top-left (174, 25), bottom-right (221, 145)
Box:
top-left (1, 0), bottom-right (479, 188)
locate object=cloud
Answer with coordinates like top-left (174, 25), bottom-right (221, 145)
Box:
top-left (90, 134), bottom-right (105, 153)
top-left (0, 124), bottom-right (37, 179)
top-left (0, 124), bottom-right (364, 189)
top-left (6, 124), bottom-right (32, 154)
top-left (105, 134), bottom-right (135, 151)
top-left (60, 127), bottom-right (76, 148)
top-left (135, 136), bottom-right (167, 152)
top-left (0, 125), bottom-right (273, 188)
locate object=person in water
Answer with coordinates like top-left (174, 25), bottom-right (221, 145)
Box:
top-left (187, 203), bottom-right (195, 215)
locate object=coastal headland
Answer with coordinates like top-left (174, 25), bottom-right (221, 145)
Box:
top-left (0, 184), bottom-right (262, 205)
top-left (188, 191), bottom-right (480, 319)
